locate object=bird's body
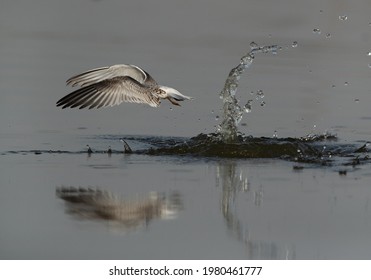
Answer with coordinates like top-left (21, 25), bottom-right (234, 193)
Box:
top-left (56, 64), bottom-right (192, 109)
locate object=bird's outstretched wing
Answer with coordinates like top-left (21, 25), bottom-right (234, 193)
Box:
top-left (66, 64), bottom-right (158, 88)
top-left (57, 76), bottom-right (161, 109)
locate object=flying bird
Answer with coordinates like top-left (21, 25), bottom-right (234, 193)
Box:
top-left (56, 64), bottom-right (192, 109)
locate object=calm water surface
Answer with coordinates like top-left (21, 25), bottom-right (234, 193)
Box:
top-left (1, 0), bottom-right (371, 259)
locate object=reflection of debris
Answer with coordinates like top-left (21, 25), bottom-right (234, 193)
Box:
top-left (353, 156), bottom-right (361, 166)
top-left (56, 187), bottom-right (182, 230)
top-left (254, 186), bottom-right (264, 207)
top-left (293, 165), bottom-right (304, 171)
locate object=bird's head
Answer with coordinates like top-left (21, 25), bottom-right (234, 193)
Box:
top-left (159, 86), bottom-right (192, 101)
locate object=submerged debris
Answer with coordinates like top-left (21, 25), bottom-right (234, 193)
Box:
top-left (338, 170), bottom-right (347, 176)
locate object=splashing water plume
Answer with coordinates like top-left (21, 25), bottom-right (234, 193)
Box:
top-left (8, 43), bottom-right (369, 164)
top-left (218, 43), bottom-right (279, 143)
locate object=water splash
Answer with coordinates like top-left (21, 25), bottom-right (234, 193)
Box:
top-left (243, 100), bottom-right (253, 113)
top-left (218, 43), bottom-right (279, 143)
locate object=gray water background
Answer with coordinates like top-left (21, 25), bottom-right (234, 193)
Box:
top-left (1, 0), bottom-right (371, 259)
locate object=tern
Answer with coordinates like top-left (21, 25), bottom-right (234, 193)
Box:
top-left (56, 64), bottom-right (192, 109)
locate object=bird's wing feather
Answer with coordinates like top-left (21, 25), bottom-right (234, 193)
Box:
top-left (57, 76), bottom-right (161, 109)
top-left (66, 64), bottom-right (158, 87)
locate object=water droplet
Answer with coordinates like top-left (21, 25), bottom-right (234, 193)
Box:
top-left (339, 15), bottom-right (348, 21)
top-left (273, 130), bottom-right (278, 138)
top-left (368, 52), bottom-right (371, 56)
top-left (250, 42), bottom-right (258, 49)
top-left (331, 84), bottom-right (336, 88)
top-left (292, 41), bottom-right (298, 48)
top-left (244, 100), bottom-right (253, 113)
top-left (354, 98), bottom-right (360, 103)
top-left (344, 82), bottom-right (349, 86)
top-left (211, 110), bottom-right (214, 114)
top-left (260, 101), bottom-right (266, 107)
top-left (169, 107), bottom-right (173, 111)
top-left (256, 90), bottom-right (264, 98)
top-left (215, 115), bottom-right (219, 120)
top-left (325, 33), bottom-right (331, 38)
top-left (313, 28), bottom-right (321, 35)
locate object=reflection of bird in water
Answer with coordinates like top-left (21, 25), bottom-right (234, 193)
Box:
top-left (56, 187), bottom-right (182, 230)
top-left (56, 64), bottom-right (192, 109)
